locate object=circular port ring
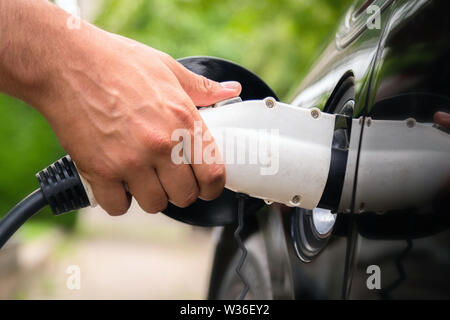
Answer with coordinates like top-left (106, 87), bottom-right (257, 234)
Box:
top-left (291, 208), bottom-right (336, 263)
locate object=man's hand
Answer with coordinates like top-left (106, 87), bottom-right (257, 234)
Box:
top-left (0, 0), bottom-right (241, 215)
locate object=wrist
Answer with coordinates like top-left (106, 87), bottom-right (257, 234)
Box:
top-left (0, 0), bottom-right (92, 110)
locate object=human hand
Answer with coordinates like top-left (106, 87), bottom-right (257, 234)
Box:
top-left (0, 1), bottom-right (241, 215)
top-left (51, 34), bottom-right (241, 215)
top-left (434, 111), bottom-right (450, 129)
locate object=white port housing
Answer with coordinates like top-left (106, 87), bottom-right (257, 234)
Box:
top-left (200, 98), bottom-right (336, 209)
top-left (339, 117), bottom-right (450, 213)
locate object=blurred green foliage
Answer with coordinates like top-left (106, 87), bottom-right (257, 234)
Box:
top-left (0, 95), bottom-right (76, 228)
top-left (0, 0), bottom-right (351, 227)
top-left (95, 0), bottom-right (352, 99)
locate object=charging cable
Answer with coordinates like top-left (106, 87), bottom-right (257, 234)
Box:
top-left (0, 156), bottom-right (90, 249)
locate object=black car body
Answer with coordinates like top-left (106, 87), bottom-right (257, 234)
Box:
top-left (166, 0), bottom-right (450, 299)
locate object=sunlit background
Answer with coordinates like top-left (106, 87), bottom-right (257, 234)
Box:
top-left (0, 0), bottom-right (351, 299)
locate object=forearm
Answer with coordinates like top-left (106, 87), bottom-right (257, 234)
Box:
top-left (0, 0), bottom-right (89, 109)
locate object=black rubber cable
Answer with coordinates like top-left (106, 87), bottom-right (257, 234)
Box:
top-left (0, 189), bottom-right (47, 249)
top-left (234, 193), bottom-right (249, 300)
top-left (0, 156), bottom-right (93, 251)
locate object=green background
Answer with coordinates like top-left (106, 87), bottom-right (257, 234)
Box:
top-left (0, 0), bottom-right (351, 230)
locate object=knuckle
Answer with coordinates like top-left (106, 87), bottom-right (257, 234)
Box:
top-left (158, 51), bottom-right (174, 65)
top-left (142, 131), bottom-right (173, 156)
top-left (202, 164), bottom-right (226, 187)
top-left (196, 75), bottom-right (215, 94)
top-left (87, 157), bottom-right (124, 181)
top-left (177, 189), bottom-right (199, 208)
top-left (93, 164), bottom-right (117, 181)
top-left (152, 137), bottom-right (173, 156)
top-left (175, 105), bottom-right (196, 125)
top-left (120, 153), bottom-right (141, 170)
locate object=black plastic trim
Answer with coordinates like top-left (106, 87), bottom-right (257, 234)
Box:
top-left (318, 115), bottom-right (352, 211)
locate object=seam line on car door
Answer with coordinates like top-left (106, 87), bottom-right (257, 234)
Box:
top-left (341, 4), bottom-right (395, 299)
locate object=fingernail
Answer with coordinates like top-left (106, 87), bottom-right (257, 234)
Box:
top-left (220, 81), bottom-right (241, 90)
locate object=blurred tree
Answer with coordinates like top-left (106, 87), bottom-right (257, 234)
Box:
top-left (95, 0), bottom-right (352, 99)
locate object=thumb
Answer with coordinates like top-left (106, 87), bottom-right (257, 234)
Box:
top-left (189, 78), bottom-right (242, 106)
top-left (170, 62), bottom-right (242, 106)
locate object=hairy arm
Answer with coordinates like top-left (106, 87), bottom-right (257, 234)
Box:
top-left (0, 0), bottom-right (73, 104)
top-left (0, 0), bottom-right (241, 215)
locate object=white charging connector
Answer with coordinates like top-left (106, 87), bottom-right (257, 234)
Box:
top-left (201, 97), bottom-right (336, 209)
top-left (76, 97), bottom-right (450, 214)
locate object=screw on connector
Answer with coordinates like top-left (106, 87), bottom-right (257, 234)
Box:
top-left (291, 195), bottom-right (301, 205)
top-left (264, 97), bottom-right (276, 108)
top-left (311, 109), bottom-right (320, 119)
top-left (366, 118), bottom-right (372, 127)
top-left (406, 118), bottom-right (416, 128)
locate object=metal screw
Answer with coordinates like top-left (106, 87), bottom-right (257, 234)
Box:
top-left (311, 109), bottom-right (320, 119)
top-left (406, 118), bottom-right (416, 128)
top-left (366, 118), bottom-right (372, 127)
top-left (265, 98), bottom-right (275, 108)
top-left (291, 195), bottom-right (301, 205)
